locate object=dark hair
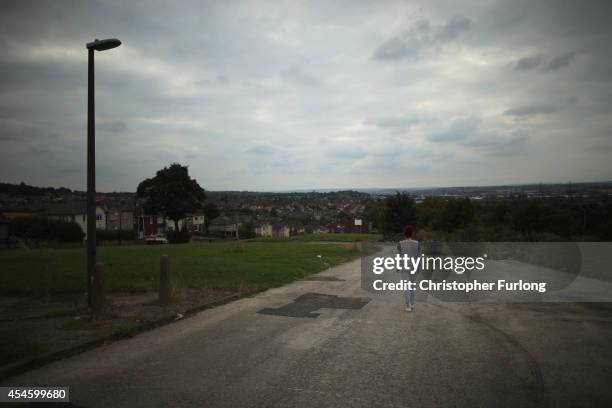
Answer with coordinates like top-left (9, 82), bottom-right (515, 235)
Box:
top-left (403, 225), bottom-right (414, 238)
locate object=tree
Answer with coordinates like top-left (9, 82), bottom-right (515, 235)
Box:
top-left (203, 202), bottom-right (220, 231)
top-left (362, 200), bottom-right (384, 231)
top-left (239, 220), bottom-right (256, 239)
top-left (512, 200), bottom-right (551, 234)
top-left (434, 198), bottom-right (474, 232)
top-left (382, 193), bottom-right (416, 239)
top-left (136, 164), bottom-right (206, 231)
top-left (416, 196), bottom-right (445, 229)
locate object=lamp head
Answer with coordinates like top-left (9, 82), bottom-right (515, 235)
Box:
top-left (87, 38), bottom-right (121, 51)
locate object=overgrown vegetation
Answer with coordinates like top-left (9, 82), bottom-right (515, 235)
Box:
top-left (364, 193), bottom-right (612, 241)
top-left (10, 217), bottom-right (84, 243)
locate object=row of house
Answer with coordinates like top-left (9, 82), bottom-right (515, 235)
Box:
top-left (1, 199), bottom-right (358, 241)
top-left (206, 217), bottom-right (333, 239)
top-left (254, 223), bottom-right (291, 238)
top-left (6, 201), bottom-right (207, 240)
top-left (253, 224), bottom-right (331, 237)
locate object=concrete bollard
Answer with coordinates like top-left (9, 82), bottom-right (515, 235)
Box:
top-left (159, 255), bottom-right (172, 304)
top-left (92, 263), bottom-right (105, 312)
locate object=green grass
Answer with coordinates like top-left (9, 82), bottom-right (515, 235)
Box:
top-left (249, 233), bottom-right (382, 243)
top-left (0, 242), bottom-right (360, 296)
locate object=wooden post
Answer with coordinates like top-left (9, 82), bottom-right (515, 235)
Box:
top-left (92, 263), bottom-right (105, 312)
top-left (159, 255), bottom-right (172, 303)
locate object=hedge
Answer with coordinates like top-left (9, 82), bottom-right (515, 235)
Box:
top-left (10, 217), bottom-right (84, 243)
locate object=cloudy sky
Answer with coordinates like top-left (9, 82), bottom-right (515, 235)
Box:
top-left (0, 0), bottom-right (611, 192)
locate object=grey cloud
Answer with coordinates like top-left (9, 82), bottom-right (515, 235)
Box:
top-left (98, 121), bottom-right (127, 133)
top-left (364, 115), bottom-right (421, 129)
top-left (1, 0), bottom-right (611, 190)
top-left (544, 52), bottom-right (575, 71)
top-left (0, 124), bottom-right (58, 142)
top-left (503, 100), bottom-right (574, 117)
top-left (195, 74), bottom-right (231, 87)
top-left (462, 132), bottom-right (529, 157)
top-left (428, 116), bottom-right (480, 143)
top-left (582, 51), bottom-right (612, 81)
top-left (49, 161), bottom-right (84, 175)
top-left (435, 16), bottom-right (472, 42)
top-left (0, 61), bottom-right (84, 92)
top-left (246, 143), bottom-right (277, 155)
top-left (373, 20), bottom-right (430, 61)
top-left (514, 55), bottom-right (542, 71)
top-left (373, 16), bottom-right (471, 61)
top-left (326, 146), bottom-right (367, 161)
top-left (0, 132), bottom-right (19, 141)
top-left (586, 143), bottom-right (612, 152)
top-left (473, 0), bottom-right (612, 49)
top-left (281, 66), bottom-right (320, 86)
top-left (27, 144), bottom-right (51, 155)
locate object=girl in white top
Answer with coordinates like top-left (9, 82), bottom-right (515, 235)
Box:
top-left (397, 225), bottom-right (419, 312)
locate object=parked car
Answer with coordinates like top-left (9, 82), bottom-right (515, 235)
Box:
top-left (145, 234), bottom-right (168, 244)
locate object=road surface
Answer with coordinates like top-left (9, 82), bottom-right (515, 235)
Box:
top-left (6, 257), bottom-right (612, 407)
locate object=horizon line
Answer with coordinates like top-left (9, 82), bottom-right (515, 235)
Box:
top-left (3, 179), bottom-right (612, 195)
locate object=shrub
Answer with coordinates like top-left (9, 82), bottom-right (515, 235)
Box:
top-left (239, 221), bottom-right (256, 239)
top-left (166, 228), bottom-right (191, 244)
top-left (434, 198), bottom-right (474, 232)
top-left (51, 220), bottom-right (85, 242)
top-left (10, 217), bottom-right (84, 243)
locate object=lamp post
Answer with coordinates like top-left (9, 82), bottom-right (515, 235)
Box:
top-left (86, 38), bottom-right (121, 307)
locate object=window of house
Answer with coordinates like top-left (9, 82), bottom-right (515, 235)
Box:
top-left (96, 215), bottom-right (102, 221)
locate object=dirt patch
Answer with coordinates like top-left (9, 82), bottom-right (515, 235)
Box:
top-left (0, 288), bottom-right (239, 372)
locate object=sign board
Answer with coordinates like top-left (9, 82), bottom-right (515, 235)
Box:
top-left (354, 219), bottom-right (362, 226)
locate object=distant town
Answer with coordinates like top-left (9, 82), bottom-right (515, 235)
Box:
top-left (1, 180), bottom-right (612, 242)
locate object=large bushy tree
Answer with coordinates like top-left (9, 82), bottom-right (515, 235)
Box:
top-left (136, 163), bottom-right (206, 231)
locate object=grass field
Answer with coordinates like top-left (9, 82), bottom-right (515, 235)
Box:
top-left (249, 233), bottom-right (382, 243)
top-left (0, 242), bottom-right (360, 296)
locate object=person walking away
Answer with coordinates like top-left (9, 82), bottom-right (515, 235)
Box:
top-left (397, 225), bottom-right (420, 312)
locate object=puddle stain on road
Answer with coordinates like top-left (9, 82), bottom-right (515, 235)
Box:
top-left (258, 293), bottom-right (370, 318)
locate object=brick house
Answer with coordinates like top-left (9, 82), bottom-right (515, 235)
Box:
top-left (134, 207), bottom-right (165, 238)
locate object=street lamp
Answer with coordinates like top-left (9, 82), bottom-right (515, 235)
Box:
top-left (86, 38), bottom-right (121, 307)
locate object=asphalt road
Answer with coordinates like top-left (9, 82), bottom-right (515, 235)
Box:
top-left (5, 257), bottom-right (612, 407)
